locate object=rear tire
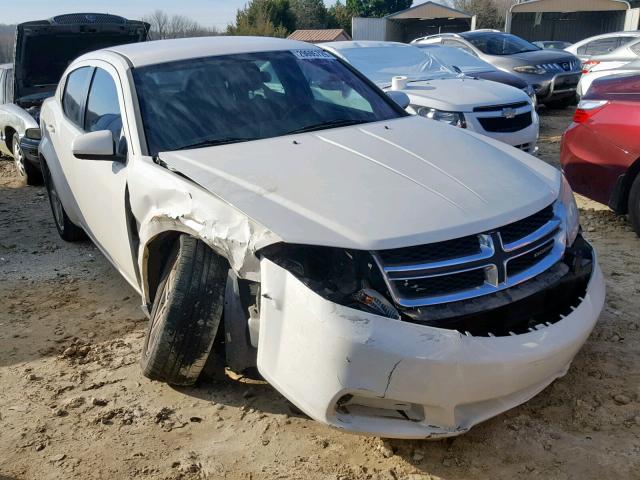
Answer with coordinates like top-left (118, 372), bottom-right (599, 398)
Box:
top-left (141, 235), bottom-right (229, 386)
top-left (629, 174), bottom-right (640, 237)
top-left (42, 160), bottom-right (86, 242)
top-left (13, 133), bottom-right (43, 186)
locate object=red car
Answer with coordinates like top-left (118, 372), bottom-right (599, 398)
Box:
top-left (561, 73), bottom-right (640, 235)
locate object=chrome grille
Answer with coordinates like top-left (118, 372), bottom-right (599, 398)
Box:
top-left (500, 204), bottom-right (554, 244)
top-left (539, 60), bottom-right (581, 72)
top-left (393, 268), bottom-right (486, 299)
top-left (373, 202), bottom-right (566, 308)
top-left (478, 112), bottom-right (533, 133)
top-left (378, 236), bottom-right (480, 265)
top-left (474, 102), bottom-right (534, 134)
top-left (473, 101), bottom-right (529, 113)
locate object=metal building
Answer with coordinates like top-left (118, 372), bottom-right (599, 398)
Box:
top-left (506, 0), bottom-right (640, 43)
top-left (352, 1), bottom-right (476, 43)
top-left (287, 29), bottom-right (352, 43)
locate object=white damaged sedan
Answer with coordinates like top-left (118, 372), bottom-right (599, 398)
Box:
top-left (39, 37), bottom-right (604, 438)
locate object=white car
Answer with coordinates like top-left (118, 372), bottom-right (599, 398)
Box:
top-left (322, 41), bottom-right (539, 153)
top-left (565, 31), bottom-right (640, 64)
top-left (39, 36), bottom-right (604, 439)
top-left (566, 31), bottom-right (640, 95)
top-left (578, 58), bottom-right (640, 96)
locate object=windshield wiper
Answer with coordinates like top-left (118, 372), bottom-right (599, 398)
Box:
top-left (285, 119), bottom-right (367, 135)
top-left (174, 137), bottom-right (252, 151)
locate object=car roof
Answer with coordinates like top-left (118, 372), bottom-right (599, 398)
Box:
top-left (574, 31), bottom-right (640, 45)
top-left (324, 40), bottom-right (412, 50)
top-left (86, 36), bottom-right (320, 68)
top-left (459, 30), bottom-right (507, 38)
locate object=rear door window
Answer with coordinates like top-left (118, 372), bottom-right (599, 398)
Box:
top-left (578, 38), bottom-right (619, 55)
top-left (84, 68), bottom-right (122, 143)
top-left (62, 67), bottom-right (93, 128)
top-left (616, 36), bottom-right (638, 48)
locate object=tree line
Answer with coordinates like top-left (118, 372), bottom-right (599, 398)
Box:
top-left (226, 0), bottom-right (415, 37)
top-left (225, 0), bottom-right (522, 38)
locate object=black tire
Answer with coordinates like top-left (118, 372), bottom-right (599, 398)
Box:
top-left (42, 160), bottom-right (86, 242)
top-left (629, 174), bottom-right (640, 237)
top-left (12, 133), bottom-right (43, 186)
top-left (141, 235), bottom-right (229, 385)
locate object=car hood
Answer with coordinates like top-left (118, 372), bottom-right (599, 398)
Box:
top-left (471, 70), bottom-right (528, 89)
top-left (14, 15), bottom-right (148, 105)
top-left (489, 49), bottom-right (578, 66)
top-left (388, 78), bottom-right (529, 111)
top-left (159, 116), bottom-right (560, 251)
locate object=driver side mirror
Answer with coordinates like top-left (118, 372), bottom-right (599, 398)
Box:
top-left (72, 130), bottom-right (123, 162)
top-left (386, 90), bottom-right (410, 110)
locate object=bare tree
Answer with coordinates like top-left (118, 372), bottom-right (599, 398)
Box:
top-left (142, 10), bottom-right (217, 40)
top-left (450, 0), bottom-right (518, 30)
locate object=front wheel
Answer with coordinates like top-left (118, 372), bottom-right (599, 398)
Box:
top-left (12, 133), bottom-right (43, 186)
top-left (141, 235), bottom-right (229, 385)
top-left (629, 174), bottom-right (640, 237)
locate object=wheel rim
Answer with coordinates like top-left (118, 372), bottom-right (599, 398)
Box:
top-left (146, 264), bottom-right (177, 355)
top-left (48, 179), bottom-right (65, 229)
top-left (12, 137), bottom-right (26, 178)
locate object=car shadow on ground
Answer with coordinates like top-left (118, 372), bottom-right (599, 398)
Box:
top-left (176, 373), bottom-right (310, 420)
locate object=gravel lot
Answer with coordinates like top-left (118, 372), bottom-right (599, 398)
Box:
top-left (1, 108), bottom-right (639, 480)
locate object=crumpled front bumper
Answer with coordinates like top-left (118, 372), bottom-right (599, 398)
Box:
top-left (256, 249), bottom-right (605, 439)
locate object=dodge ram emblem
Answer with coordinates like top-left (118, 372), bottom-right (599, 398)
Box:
top-left (502, 107), bottom-right (517, 119)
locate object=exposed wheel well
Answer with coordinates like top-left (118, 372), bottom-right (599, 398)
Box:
top-left (4, 126), bottom-right (16, 152)
top-left (145, 232), bottom-right (234, 307)
top-left (616, 157), bottom-right (640, 215)
top-left (145, 231), bottom-right (183, 306)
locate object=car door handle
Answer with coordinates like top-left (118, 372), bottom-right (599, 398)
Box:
top-left (46, 124), bottom-right (55, 133)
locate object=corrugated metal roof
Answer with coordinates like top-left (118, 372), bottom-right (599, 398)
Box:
top-left (387, 1), bottom-right (472, 20)
top-left (287, 29), bottom-right (351, 42)
top-left (511, 0), bottom-right (630, 13)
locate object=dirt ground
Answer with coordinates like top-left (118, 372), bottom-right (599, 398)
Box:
top-left (1, 108), bottom-right (639, 480)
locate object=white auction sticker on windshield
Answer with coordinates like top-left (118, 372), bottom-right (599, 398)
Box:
top-left (292, 49), bottom-right (336, 60)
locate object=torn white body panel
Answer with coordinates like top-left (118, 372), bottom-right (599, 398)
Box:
top-left (128, 158), bottom-right (281, 299)
top-left (257, 255), bottom-right (605, 438)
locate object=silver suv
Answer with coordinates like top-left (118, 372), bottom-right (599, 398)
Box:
top-left (413, 30), bottom-right (581, 108)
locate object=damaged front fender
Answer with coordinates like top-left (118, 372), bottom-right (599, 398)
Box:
top-left (128, 158), bottom-right (281, 304)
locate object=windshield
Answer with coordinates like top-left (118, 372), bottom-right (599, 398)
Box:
top-left (465, 33), bottom-right (540, 55)
top-left (418, 46), bottom-right (494, 74)
top-left (335, 45), bottom-right (455, 85)
top-left (538, 41), bottom-right (570, 50)
top-left (133, 50), bottom-right (402, 155)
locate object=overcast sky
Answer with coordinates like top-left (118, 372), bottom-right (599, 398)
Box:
top-left (4, 1), bottom-right (432, 29)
